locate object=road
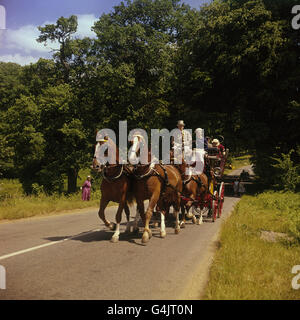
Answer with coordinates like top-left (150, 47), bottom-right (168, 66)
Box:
top-left (0, 168), bottom-right (246, 300)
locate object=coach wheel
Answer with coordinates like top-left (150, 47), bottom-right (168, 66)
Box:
top-left (212, 190), bottom-right (218, 222)
top-left (218, 182), bottom-right (225, 218)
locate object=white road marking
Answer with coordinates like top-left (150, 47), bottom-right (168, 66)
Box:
top-left (0, 228), bottom-right (101, 261)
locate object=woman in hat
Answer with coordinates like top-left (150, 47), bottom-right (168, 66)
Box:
top-left (82, 176), bottom-right (92, 201)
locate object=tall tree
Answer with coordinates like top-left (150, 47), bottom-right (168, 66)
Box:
top-left (92, 0), bottom-right (191, 131)
top-left (37, 15), bottom-right (78, 82)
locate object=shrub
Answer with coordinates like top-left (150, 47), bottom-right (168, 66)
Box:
top-left (272, 149), bottom-right (300, 192)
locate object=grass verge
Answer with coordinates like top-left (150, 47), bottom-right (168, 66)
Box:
top-left (203, 191), bottom-right (300, 300)
top-left (0, 178), bottom-right (103, 221)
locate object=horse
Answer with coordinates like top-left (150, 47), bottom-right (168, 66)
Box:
top-left (92, 138), bottom-right (133, 243)
top-left (175, 161), bottom-right (209, 226)
top-left (132, 163), bottom-right (183, 243)
top-left (128, 135), bottom-right (183, 243)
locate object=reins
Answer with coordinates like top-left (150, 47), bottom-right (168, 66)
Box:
top-left (102, 164), bottom-right (128, 182)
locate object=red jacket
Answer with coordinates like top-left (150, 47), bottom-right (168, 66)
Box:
top-left (218, 144), bottom-right (225, 153)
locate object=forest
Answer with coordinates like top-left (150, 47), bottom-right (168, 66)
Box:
top-left (1, 0), bottom-right (300, 194)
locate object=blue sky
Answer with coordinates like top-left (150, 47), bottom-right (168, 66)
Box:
top-left (0, 0), bottom-right (210, 65)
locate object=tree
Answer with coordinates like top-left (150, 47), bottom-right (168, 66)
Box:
top-left (91, 0), bottom-right (191, 131)
top-left (6, 95), bottom-right (45, 193)
top-left (36, 16), bottom-right (93, 193)
top-left (0, 62), bottom-right (25, 177)
top-left (37, 84), bottom-right (89, 193)
top-left (37, 15), bottom-right (78, 82)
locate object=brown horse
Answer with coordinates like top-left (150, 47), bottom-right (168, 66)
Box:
top-left (176, 162), bottom-right (209, 226)
top-left (132, 163), bottom-right (183, 243)
top-left (93, 138), bottom-right (133, 243)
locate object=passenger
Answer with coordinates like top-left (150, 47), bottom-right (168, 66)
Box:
top-left (206, 136), bottom-right (213, 149)
top-left (212, 138), bottom-right (225, 156)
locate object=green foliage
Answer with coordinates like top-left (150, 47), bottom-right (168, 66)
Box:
top-left (248, 191), bottom-right (300, 241)
top-left (272, 149), bottom-right (300, 192)
top-left (2, 0), bottom-right (300, 194)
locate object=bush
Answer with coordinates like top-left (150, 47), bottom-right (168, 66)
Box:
top-left (272, 149), bottom-right (300, 192)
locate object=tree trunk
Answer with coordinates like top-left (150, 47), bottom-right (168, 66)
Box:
top-left (67, 168), bottom-right (78, 194)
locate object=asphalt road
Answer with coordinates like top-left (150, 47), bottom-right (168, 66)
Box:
top-left (0, 169), bottom-right (245, 300)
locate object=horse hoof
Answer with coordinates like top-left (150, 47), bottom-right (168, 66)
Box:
top-left (148, 229), bottom-right (152, 239)
top-left (142, 233), bottom-right (149, 243)
top-left (186, 212), bottom-right (193, 219)
top-left (197, 218), bottom-right (203, 225)
top-left (111, 236), bottom-right (119, 243)
top-left (109, 222), bottom-right (116, 231)
top-left (175, 228), bottom-right (180, 234)
top-left (160, 231), bottom-right (166, 238)
top-left (180, 222), bottom-right (185, 228)
top-left (192, 217), bottom-right (197, 224)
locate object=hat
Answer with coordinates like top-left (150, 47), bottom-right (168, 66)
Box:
top-left (133, 133), bottom-right (144, 139)
top-left (212, 139), bottom-right (220, 146)
top-left (87, 175), bottom-right (91, 178)
top-left (177, 120), bottom-right (185, 126)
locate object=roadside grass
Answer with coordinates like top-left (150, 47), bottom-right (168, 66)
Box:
top-left (224, 154), bottom-right (251, 175)
top-left (203, 191), bottom-right (300, 300)
top-left (0, 169), bottom-right (106, 221)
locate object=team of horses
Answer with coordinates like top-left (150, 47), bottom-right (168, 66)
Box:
top-left (92, 137), bottom-right (214, 244)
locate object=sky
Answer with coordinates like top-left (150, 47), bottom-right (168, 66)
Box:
top-left (0, 0), bottom-right (210, 65)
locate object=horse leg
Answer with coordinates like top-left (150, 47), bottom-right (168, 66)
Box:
top-left (174, 200), bottom-right (181, 234)
top-left (153, 208), bottom-right (160, 228)
top-left (197, 192), bottom-right (205, 225)
top-left (98, 197), bottom-right (116, 230)
top-left (132, 200), bottom-right (144, 234)
top-left (180, 202), bottom-right (186, 229)
top-left (111, 200), bottom-right (125, 243)
top-left (142, 191), bottom-right (159, 244)
top-left (191, 205), bottom-right (198, 224)
top-left (186, 194), bottom-right (197, 225)
top-left (160, 212), bottom-right (167, 238)
top-left (124, 203), bottom-right (131, 234)
top-left (197, 210), bottom-right (203, 225)
top-left (174, 208), bottom-right (181, 234)
top-left (132, 205), bottom-right (140, 233)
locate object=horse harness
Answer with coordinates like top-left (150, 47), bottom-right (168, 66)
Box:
top-left (102, 164), bottom-right (132, 182)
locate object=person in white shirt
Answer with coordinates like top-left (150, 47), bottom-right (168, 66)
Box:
top-left (172, 120), bottom-right (192, 163)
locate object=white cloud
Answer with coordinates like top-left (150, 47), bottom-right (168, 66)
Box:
top-left (2, 14), bottom-right (97, 55)
top-left (76, 14), bottom-right (97, 38)
top-left (4, 25), bottom-right (59, 54)
top-left (0, 53), bottom-right (39, 65)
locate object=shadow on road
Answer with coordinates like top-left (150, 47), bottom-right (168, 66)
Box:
top-left (43, 221), bottom-right (149, 245)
